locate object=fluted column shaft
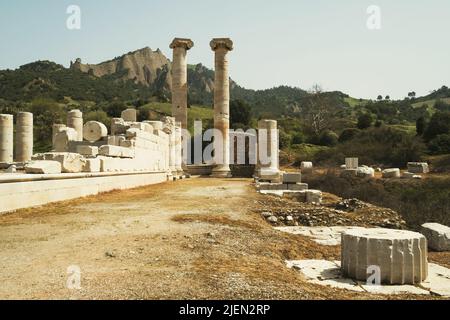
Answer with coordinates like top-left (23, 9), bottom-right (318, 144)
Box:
top-left (210, 38), bottom-right (233, 178)
top-left (170, 38), bottom-right (194, 130)
top-left (15, 112), bottom-right (33, 162)
top-left (0, 114), bottom-right (13, 163)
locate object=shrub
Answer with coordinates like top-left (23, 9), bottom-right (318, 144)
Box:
top-left (318, 130), bottom-right (338, 146)
top-left (291, 132), bottom-right (305, 145)
top-left (357, 113), bottom-right (373, 129)
top-left (428, 134), bottom-right (450, 155)
top-left (339, 128), bottom-right (360, 142)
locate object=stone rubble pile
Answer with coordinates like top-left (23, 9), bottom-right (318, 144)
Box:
top-left (255, 196), bottom-right (406, 229)
top-left (335, 198), bottom-right (368, 212)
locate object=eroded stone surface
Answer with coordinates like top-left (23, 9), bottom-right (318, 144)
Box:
top-left (421, 223), bottom-right (450, 252)
top-left (83, 121), bottom-right (108, 142)
top-left (342, 228), bottom-right (428, 285)
top-left (33, 152), bottom-right (84, 173)
top-left (276, 226), bottom-right (368, 246)
top-left (382, 168), bottom-right (401, 178)
top-left (282, 173), bottom-right (302, 184)
top-left (76, 145), bottom-right (99, 157)
top-left (408, 162), bottom-right (429, 174)
top-left (25, 161), bottom-right (62, 174)
top-left (357, 166), bottom-right (374, 178)
top-left (306, 190), bottom-right (322, 204)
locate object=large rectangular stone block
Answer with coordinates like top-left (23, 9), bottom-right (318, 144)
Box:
top-left (76, 145), bottom-right (99, 157)
top-left (25, 161), bottom-right (62, 174)
top-left (345, 158), bottom-right (359, 170)
top-left (33, 152), bottom-right (84, 173)
top-left (258, 183), bottom-right (288, 191)
top-left (130, 122), bottom-right (153, 134)
top-left (107, 135), bottom-right (126, 146)
top-left (408, 162), bottom-right (429, 174)
top-left (81, 158), bottom-right (101, 173)
top-left (288, 183), bottom-right (308, 191)
top-left (382, 168), bottom-right (401, 178)
top-left (283, 173), bottom-right (302, 184)
top-left (306, 190), bottom-right (322, 204)
top-left (421, 223), bottom-right (450, 252)
top-left (99, 145), bottom-right (135, 158)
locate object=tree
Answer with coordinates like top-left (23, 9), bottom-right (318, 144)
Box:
top-left (357, 113), bottom-right (373, 129)
top-left (304, 84), bottom-right (338, 136)
top-left (416, 116), bottom-right (426, 136)
top-left (230, 99), bottom-right (252, 128)
top-left (407, 91), bottom-right (416, 99)
top-left (377, 95), bottom-right (383, 101)
top-left (385, 95), bottom-right (390, 101)
top-left (424, 111), bottom-right (450, 142)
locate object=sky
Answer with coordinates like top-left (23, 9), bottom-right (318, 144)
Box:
top-left (0, 0), bottom-right (449, 99)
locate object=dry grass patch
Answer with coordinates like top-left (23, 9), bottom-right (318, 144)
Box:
top-left (171, 213), bottom-right (264, 231)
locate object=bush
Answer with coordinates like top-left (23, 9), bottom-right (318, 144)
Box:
top-left (428, 134), bottom-right (450, 154)
top-left (291, 132), bottom-right (305, 145)
top-left (105, 101), bottom-right (126, 118)
top-left (318, 130), bottom-right (338, 146)
top-left (357, 113), bottom-right (373, 129)
top-left (339, 128), bottom-right (360, 142)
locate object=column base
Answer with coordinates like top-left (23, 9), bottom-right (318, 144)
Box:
top-left (256, 168), bottom-right (281, 182)
top-left (210, 167), bottom-right (232, 178)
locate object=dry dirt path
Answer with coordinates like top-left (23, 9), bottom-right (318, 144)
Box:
top-left (0, 178), bottom-right (430, 300)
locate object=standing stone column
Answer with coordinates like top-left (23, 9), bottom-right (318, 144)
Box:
top-left (15, 112), bottom-right (33, 162)
top-left (67, 109), bottom-right (83, 141)
top-left (170, 38), bottom-right (194, 130)
top-left (175, 121), bottom-right (183, 174)
top-left (52, 124), bottom-right (66, 150)
top-left (256, 120), bottom-right (280, 180)
top-left (210, 38), bottom-right (233, 178)
top-left (163, 117), bottom-right (177, 175)
top-left (0, 114), bottom-right (13, 163)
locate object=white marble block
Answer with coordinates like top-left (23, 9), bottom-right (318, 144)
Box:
top-left (25, 161), bottom-right (62, 174)
top-left (421, 223), bottom-right (450, 252)
top-left (341, 228), bottom-right (428, 285)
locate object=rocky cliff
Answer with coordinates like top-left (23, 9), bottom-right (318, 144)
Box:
top-left (70, 47), bottom-right (172, 89)
top-left (70, 47), bottom-right (238, 105)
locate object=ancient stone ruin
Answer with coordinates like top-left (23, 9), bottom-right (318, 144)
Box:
top-left (0, 37), bottom-right (281, 214)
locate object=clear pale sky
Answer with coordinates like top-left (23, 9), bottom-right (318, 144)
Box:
top-left (0, 0), bottom-right (449, 99)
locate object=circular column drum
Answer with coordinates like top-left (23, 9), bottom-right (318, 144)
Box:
top-left (341, 228), bottom-right (428, 285)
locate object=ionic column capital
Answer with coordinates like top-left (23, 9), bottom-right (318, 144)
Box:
top-left (210, 38), bottom-right (234, 51)
top-left (170, 38), bottom-right (194, 50)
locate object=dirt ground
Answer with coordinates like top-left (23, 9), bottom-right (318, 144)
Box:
top-left (0, 178), bottom-right (446, 300)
